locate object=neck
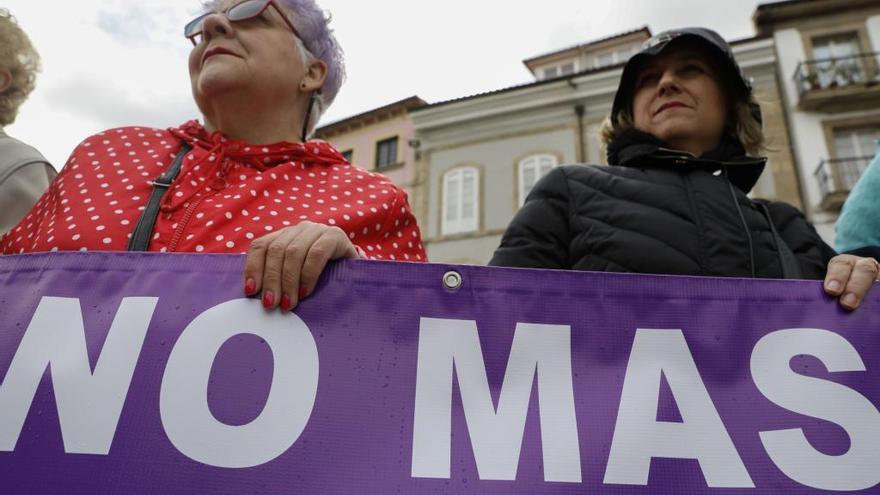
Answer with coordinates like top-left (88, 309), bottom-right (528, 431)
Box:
top-left (201, 93), bottom-right (309, 145)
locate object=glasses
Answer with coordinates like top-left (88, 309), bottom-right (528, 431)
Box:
top-left (184, 0), bottom-right (301, 46)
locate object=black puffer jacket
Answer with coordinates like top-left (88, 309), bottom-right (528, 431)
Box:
top-left (490, 130), bottom-right (835, 279)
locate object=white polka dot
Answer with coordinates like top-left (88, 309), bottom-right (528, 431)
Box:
top-left (102, 238), bottom-right (112, 244)
top-left (195, 245), bottom-right (204, 252)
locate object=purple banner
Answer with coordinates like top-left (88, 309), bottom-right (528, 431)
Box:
top-left (0, 252), bottom-right (878, 494)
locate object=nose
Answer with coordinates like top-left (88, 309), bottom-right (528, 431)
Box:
top-left (201, 12), bottom-right (234, 43)
top-left (657, 69), bottom-right (681, 96)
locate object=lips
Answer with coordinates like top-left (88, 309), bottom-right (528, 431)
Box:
top-left (655, 101), bottom-right (689, 115)
top-left (202, 46), bottom-right (240, 65)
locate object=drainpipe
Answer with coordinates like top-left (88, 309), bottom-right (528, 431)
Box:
top-left (575, 104), bottom-right (586, 163)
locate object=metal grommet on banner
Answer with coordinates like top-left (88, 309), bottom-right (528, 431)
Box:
top-left (442, 270), bottom-right (463, 291)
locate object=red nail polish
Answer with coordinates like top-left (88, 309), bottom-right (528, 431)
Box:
top-left (245, 278), bottom-right (257, 295)
top-left (262, 291), bottom-right (275, 308)
top-left (281, 294), bottom-right (292, 311)
top-left (299, 286), bottom-right (308, 300)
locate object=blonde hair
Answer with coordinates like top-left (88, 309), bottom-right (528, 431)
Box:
top-left (0, 9), bottom-right (40, 127)
top-left (601, 92), bottom-right (766, 158)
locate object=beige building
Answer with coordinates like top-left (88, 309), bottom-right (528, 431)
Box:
top-left (754, 0), bottom-right (880, 243)
top-left (315, 96), bottom-right (427, 221)
top-left (412, 27), bottom-right (802, 265)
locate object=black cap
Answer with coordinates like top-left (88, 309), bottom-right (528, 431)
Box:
top-left (611, 27), bottom-right (754, 126)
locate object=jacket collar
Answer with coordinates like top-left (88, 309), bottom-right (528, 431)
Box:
top-left (168, 120), bottom-right (347, 170)
top-left (606, 128), bottom-right (767, 193)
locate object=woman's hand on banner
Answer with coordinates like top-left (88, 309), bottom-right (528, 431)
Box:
top-left (824, 255), bottom-right (880, 311)
top-left (243, 222), bottom-right (362, 311)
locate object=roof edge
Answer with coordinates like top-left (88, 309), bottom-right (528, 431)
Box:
top-left (522, 26), bottom-right (651, 68)
top-left (316, 96), bottom-right (427, 137)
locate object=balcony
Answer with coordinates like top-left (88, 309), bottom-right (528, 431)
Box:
top-left (813, 155), bottom-right (873, 211)
top-left (794, 53), bottom-right (880, 111)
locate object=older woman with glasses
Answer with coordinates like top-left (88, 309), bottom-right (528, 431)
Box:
top-left (1, 0), bottom-right (426, 311)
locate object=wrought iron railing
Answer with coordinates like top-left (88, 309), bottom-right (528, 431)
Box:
top-left (813, 155), bottom-right (874, 199)
top-left (794, 52), bottom-right (880, 97)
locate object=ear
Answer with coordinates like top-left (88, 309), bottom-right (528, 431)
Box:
top-left (301, 59), bottom-right (327, 93)
top-left (0, 69), bottom-right (13, 94)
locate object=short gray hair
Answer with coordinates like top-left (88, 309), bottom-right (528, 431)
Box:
top-left (201, 0), bottom-right (346, 137)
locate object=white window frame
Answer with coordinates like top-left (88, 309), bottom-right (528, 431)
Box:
top-left (442, 167), bottom-right (480, 235)
top-left (833, 127), bottom-right (880, 159)
top-left (596, 52), bottom-right (615, 68)
top-left (811, 33), bottom-right (865, 88)
top-left (595, 46), bottom-right (636, 69)
top-left (543, 67), bottom-right (559, 79)
top-left (539, 59), bottom-right (579, 80)
top-left (518, 154), bottom-right (559, 206)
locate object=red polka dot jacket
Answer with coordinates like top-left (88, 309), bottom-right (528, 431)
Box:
top-left (1, 121), bottom-right (427, 261)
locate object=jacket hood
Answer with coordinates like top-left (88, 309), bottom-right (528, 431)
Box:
top-left (160, 120), bottom-right (348, 212)
top-left (611, 28), bottom-right (757, 127)
top-left (606, 128), bottom-right (767, 193)
top-left (169, 120), bottom-right (347, 170)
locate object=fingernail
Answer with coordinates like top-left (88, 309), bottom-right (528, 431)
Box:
top-left (244, 278), bottom-right (257, 295)
top-left (827, 280), bottom-right (841, 292)
top-left (262, 291), bottom-right (275, 308)
top-left (299, 286), bottom-right (308, 300)
top-left (281, 294), bottom-right (292, 311)
top-left (843, 293), bottom-right (859, 308)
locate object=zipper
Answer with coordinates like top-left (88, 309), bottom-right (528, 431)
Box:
top-left (652, 148), bottom-right (766, 169)
top-left (681, 172), bottom-right (710, 274)
top-left (167, 196), bottom-right (206, 252)
top-left (167, 158), bottom-right (234, 252)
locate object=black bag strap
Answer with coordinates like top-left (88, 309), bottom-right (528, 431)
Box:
top-left (127, 143), bottom-right (192, 251)
top-left (755, 201), bottom-right (803, 280)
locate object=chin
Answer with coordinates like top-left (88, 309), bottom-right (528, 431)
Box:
top-left (652, 123), bottom-right (699, 144)
top-left (196, 73), bottom-right (244, 100)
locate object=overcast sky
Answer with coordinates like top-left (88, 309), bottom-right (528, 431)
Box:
top-left (4, 0), bottom-right (778, 167)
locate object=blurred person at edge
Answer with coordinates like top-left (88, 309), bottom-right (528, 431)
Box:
top-left (0, 9), bottom-right (56, 234)
top-left (836, 147), bottom-right (880, 260)
top-left (490, 28), bottom-right (878, 311)
top-left (0, 0), bottom-right (426, 311)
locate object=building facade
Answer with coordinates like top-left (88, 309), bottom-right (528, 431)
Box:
top-left (412, 30), bottom-right (801, 265)
top-left (755, 0), bottom-right (880, 243)
top-left (314, 96), bottom-right (427, 221)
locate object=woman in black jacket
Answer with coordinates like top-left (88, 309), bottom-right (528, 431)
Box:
top-left (490, 28), bottom-right (878, 310)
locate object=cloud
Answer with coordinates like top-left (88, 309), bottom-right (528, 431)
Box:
top-left (44, 75), bottom-right (199, 129)
top-left (97, 5), bottom-right (160, 47)
top-left (95, 1), bottom-right (196, 49)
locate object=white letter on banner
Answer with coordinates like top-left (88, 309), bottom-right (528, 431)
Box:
top-left (0, 297), bottom-right (158, 454)
top-left (411, 318), bottom-right (580, 482)
top-left (604, 329), bottom-right (753, 487)
top-left (751, 328), bottom-right (880, 491)
top-left (160, 299), bottom-right (318, 468)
